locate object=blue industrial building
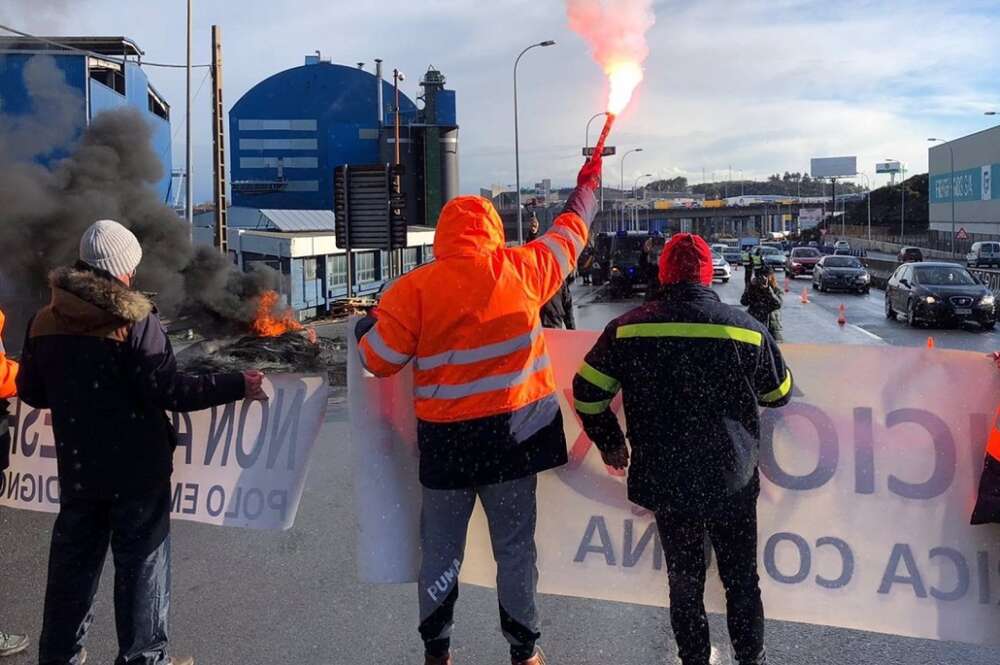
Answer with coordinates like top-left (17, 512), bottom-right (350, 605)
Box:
top-left (229, 55), bottom-right (459, 225)
top-left (0, 36), bottom-right (173, 201)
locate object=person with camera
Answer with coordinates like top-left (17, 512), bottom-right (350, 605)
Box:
top-left (741, 264), bottom-right (784, 342)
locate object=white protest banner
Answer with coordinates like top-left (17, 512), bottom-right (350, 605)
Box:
top-left (2, 373), bottom-right (327, 530)
top-left (350, 330), bottom-right (1000, 646)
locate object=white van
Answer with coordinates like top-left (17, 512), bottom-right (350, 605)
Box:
top-left (966, 241), bottom-right (1000, 269)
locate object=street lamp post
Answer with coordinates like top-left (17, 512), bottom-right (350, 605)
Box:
top-left (633, 173), bottom-right (652, 230)
top-left (928, 138), bottom-right (956, 256)
top-left (514, 39), bottom-right (556, 245)
top-left (185, 0), bottom-right (192, 237)
top-left (586, 111), bottom-right (609, 215)
top-left (620, 148), bottom-right (643, 229)
top-left (885, 157), bottom-right (906, 239)
top-left (858, 173), bottom-right (873, 242)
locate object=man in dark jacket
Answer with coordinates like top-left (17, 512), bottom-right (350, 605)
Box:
top-left (572, 233), bottom-right (792, 665)
top-left (0, 308), bottom-right (30, 659)
top-left (16, 219), bottom-right (266, 665)
top-left (526, 223), bottom-right (576, 330)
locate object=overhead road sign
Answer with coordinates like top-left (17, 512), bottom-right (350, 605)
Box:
top-left (583, 146), bottom-right (616, 156)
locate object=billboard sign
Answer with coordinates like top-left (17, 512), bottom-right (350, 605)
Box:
top-left (876, 161), bottom-right (902, 174)
top-left (811, 156), bottom-right (857, 178)
top-left (798, 208), bottom-right (823, 229)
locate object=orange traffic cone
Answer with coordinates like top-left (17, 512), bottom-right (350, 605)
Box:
top-left (927, 336), bottom-right (935, 349)
top-left (837, 304), bottom-right (847, 326)
top-left (800, 287), bottom-right (810, 304)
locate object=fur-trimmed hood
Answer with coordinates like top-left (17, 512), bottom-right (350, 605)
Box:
top-left (35, 267), bottom-right (153, 340)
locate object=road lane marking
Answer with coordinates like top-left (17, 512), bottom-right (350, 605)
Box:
top-left (850, 324), bottom-right (886, 343)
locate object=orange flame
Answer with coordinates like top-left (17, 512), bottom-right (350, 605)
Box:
top-left (251, 291), bottom-right (303, 337)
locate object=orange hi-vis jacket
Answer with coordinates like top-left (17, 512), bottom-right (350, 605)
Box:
top-left (357, 190), bottom-right (595, 489)
top-left (359, 195), bottom-right (589, 421)
top-left (972, 405), bottom-right (1000, 524)
top-left (0, 309), bottom-right (18, 400)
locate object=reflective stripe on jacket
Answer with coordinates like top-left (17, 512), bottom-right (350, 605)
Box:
top-left (571, 284), bottom-right (792, 512)
top-left (357, 189), bottom-right (596, 489)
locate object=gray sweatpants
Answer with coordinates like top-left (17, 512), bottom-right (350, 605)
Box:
top-left (417, 475), bottom-right (540, 660)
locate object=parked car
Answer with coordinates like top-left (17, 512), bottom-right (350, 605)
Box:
top-left (812, 255), bottom-right (871, 294)
top-left (711, 250), bottom-right (731, 283)
top-left (885, 262), bottom-right (996, 330)
top-left (786, 247), bottom-right (822, 278)
top-left (897, 246), bottom-right (925, 264)
top-left (834, 240), bottom-right (851, 252)
top-left (966, 241), bottom-right (1000, 269)
top-left (750, 245), bottom-right (786, 272)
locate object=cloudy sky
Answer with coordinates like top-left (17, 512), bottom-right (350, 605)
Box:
top-left (2, 0), bottom-right (998, 202)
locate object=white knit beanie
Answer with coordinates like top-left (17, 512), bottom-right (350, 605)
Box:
top-left (79, 219), bottom-right (143, 277)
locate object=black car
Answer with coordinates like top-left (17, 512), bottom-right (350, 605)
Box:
top-left (812, 255), bottom-right (871, 294)
top-left (885, 262), bottom-right (996, 330)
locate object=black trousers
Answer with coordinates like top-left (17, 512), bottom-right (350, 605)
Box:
top-left (39, 484), bottom-right (172, 665)
top-left (655, 480), bottom-right (766, 665)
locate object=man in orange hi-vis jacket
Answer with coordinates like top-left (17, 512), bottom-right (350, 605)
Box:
top-left (0, 308), bottom-right (30, 658)
top-left (355, 156), bottom-right (601, 665)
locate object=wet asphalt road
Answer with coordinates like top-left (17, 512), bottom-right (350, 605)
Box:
top-left (1, 276), bottom-right (998, 665)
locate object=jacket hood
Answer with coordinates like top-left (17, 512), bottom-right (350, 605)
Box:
top-left (433, 196), bottom-right (506, 259)
top-left (48, 266), bottom-right (153, 334)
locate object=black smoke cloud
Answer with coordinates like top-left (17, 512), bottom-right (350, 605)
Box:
top-left (0, 55), bottom-right (277, 325)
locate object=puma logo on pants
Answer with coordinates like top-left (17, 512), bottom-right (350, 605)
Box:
top-left (427, 558), bottom-right (462, 602)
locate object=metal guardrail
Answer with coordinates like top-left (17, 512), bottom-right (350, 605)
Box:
top-left (971, 268), bottom-right (1000, 295)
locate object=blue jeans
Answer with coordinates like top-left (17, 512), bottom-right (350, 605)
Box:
top-left (39, 484), bottom-right (171, 665)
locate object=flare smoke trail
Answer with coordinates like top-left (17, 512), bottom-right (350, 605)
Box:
top-left (566, 0), bottom-right (655, 113)
top-left (0, 55), bottom-right (277, 326)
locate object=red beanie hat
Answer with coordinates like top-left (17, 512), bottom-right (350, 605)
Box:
top-left (658, 233), bottom-right (714, 286)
